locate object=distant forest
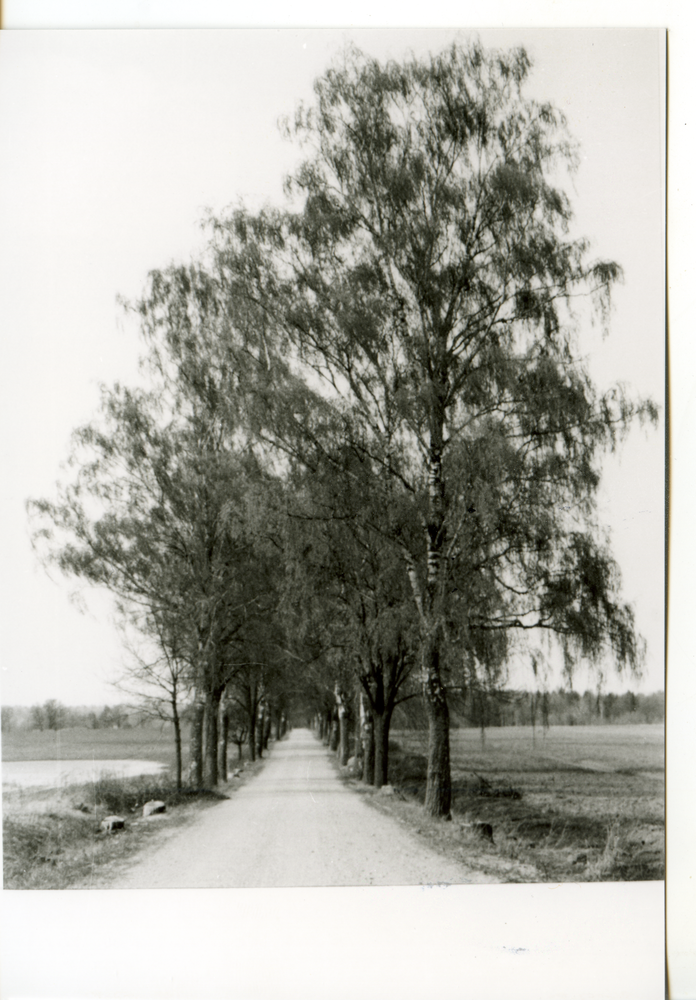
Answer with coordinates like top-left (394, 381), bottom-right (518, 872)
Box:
top-left (484, 688), bottom-right (660, 728)
top-left (395, 688), bottom-right (665, 730)
top-left (1, 688), bottom-right (664, 736)
top-left (2, 702), bottom-right (139, 733)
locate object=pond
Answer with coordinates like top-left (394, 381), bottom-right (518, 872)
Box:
top-left (2, 759), bottom-right (168, 789)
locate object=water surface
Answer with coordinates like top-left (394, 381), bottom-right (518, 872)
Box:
top-left (2, 759), bottom-right (167, 789)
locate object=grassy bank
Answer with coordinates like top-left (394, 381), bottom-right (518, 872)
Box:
top-left (361, 725), bottom-right (664, 883)
top-left (3, 757), bottom-right (265, 890)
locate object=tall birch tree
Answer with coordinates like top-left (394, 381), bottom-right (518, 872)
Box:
top-left (207, 40), bottom-right (655, 815)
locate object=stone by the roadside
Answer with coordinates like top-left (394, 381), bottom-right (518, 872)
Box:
top-left (143, 800), bottom-right (166, 817)
top-left (346, 757), bottom-right (362, 775)
top-left (101, 816), bottom-right (126, 833)
top-left (379, 784), bottom-right (395, 796)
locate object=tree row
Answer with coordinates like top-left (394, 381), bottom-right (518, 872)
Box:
top-left (29, 40), bottom-right (655, 815)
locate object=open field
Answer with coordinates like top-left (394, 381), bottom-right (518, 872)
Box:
top-left (1, 725), bottom-right (180, 766)
top-left (384, 724), bottom-right (664, 882)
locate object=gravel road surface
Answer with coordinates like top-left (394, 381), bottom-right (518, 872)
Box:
top-left (106, 728), bottom-right (497, 888)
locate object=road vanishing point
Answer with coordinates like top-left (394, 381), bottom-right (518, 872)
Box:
top-left (103, 728), bottom-right (498, 889)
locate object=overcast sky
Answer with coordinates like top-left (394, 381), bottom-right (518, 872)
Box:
top-left (0, 28), bottom-right (665, 706)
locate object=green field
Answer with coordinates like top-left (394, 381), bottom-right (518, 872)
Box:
top-left (1, 725), bottom-right (181, 766)
top-left (388, 724), bottom-right (664, 881)
top-left (396, 723), bottom-right (664, 776)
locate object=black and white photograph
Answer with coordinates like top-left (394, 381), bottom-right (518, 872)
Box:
top-left (0, 19), bottom-right (668, 1000)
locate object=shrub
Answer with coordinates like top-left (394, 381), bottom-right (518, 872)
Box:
top-left (89, 772), bottom-right (226, 815)
top-left (3, 811), bottom-right (94, 886)
top-left (387, 750), bottom-right (428, 799)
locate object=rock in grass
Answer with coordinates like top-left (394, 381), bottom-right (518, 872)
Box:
top-left (143, 800), bottom-right (166, 817)
top-left (379, 784), bottom-right (395, 796)
top-left (461, 821), bottom-right (494, 843)
top-left (100, 816), bottom-right (126, 833)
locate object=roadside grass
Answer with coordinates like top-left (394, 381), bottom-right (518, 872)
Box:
top-left (3, 754), bottom-right (266, 890)
top-left (369, 725), bottom-right (664, 883)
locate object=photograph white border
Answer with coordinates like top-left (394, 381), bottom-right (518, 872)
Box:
top-left (0, 4), bottom-right (682, 999)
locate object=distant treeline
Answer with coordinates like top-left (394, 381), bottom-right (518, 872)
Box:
top-left (2, 688), bottom-right (663, 737)
top-left (1, 701), bottom-right (154, 733)
top-left (394, 688), bottom-right (665, 730)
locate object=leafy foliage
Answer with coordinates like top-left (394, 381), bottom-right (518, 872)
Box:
top-left (27, 40), bottom-right (656, 811)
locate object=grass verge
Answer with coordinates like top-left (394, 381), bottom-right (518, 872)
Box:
top-left (340, 731), bottom-right (664, 883)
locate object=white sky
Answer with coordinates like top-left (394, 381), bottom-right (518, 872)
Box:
top-left (0, 28), bottom-right (665, 706)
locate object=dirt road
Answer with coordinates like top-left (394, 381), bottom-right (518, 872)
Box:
top-left (103, 728), bottom-right (497, 888)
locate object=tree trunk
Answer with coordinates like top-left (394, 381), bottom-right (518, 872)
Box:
top-left (247, 706), bottom-right (257, 761)
top-left (189, 699), bottom-right (205, 789)
top-left (172, 697), bottom-right (182, 792)
top-left (361, 712), bottom-right (375, 785)
top-left (334, 684), bottom-right (350, 766)
top-left (204, 688), bottom-right (223, 787)
top-left (410, 433), bottom-right (453, 818)
top-left (338, 704), bottom-right (350, 766)
top-left (263, 709), bottom-right (272, 750)
top-left (423, 635), bottom-right (452, 817)
top-left (373, 711), bottom-right (385, 789)
top-left (329, 710), bottom-right (339, 753)
top-left (218, 702), bottom-right (229, 783)
top-left (373, 706), bottom-right (394, 789)
top-left (354, 690), bottom-right (365, 765)
top-left (256, 703), bottom-right (265, 759)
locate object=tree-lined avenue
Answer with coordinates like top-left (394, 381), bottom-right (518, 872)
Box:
top-left (100, 730), bottom-right (496, 889)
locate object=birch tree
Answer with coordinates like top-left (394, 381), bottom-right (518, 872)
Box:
top-left (207, 40), bottom-right (655, 815)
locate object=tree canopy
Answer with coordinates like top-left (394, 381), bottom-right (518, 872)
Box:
top-left (198, 40), bottom-right (655, 812)
top-left (29, 39), bottom-right (656, 813)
